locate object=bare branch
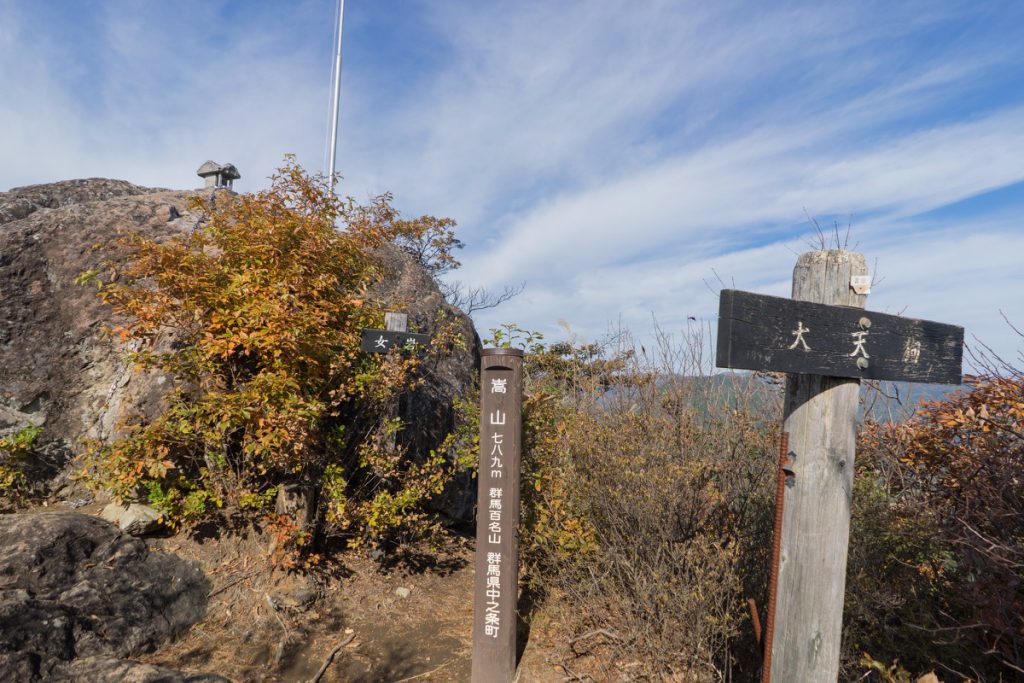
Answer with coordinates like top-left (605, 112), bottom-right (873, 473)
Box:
top-left (803, 208), bottom-right (826, 250)
top-left (310, 632), bottom-right (356, 683)
top-left (441, 280), bottom-right (525, 314)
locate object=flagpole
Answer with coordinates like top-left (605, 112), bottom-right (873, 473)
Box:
top-left (327, 0), bottom-right (345, 191)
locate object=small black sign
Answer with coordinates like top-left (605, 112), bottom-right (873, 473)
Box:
top-left (360, 328), bottom-right (430, 354)
top-left (716, 289), bottom-right (963, 384)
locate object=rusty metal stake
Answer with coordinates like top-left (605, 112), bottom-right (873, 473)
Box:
top-left (761, 431), bottom-right (789, 683)
top-left (747, 597), bottom-right (762, 648)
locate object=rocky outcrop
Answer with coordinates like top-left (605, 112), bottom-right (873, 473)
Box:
top-left (0, 512), bottom-right (212, 680)
top-left (0, 180), bottom-right (196, 461)
top-left (369, 245), bottom-right (481, 522)
top-left (0, 178), bottom-right (481, 519)
top-left (0, 179), bottom-right (163, 225)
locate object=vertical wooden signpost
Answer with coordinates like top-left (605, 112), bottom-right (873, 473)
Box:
top-left (360, 312), bottom-right (430, 452)
top-left (471, 348), bottom-right (523, 683)
top-left (716, 250), bottom-right (964, 682)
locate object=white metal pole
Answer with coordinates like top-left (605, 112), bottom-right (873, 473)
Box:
top-left (327, 0), bottom-right (345, 191)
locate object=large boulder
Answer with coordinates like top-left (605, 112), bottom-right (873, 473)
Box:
top-left (0, 512), bottom-right (212, 680)
top-left (0, 179), bottom-right (480, 518)
top-left (369, 244), bottom-right (481, 522)
top-left (0, 180), bottom-right (195, 459)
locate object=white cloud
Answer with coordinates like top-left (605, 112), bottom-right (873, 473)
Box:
top-left (471, 215), bottom-right (1024, 376)
top-left (454, 103), bottom-right (1024, 292)
top-left (2, 0), bottom-right (1022, 366)
top-left (0, 1), bottom-right (333, 191)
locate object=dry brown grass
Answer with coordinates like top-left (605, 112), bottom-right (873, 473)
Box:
top-left (518, 324), bottom-right (778, 680)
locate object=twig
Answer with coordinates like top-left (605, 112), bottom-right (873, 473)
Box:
top-left (560, 661), bottom-right (589, 681)
top-left (935, 659), bottom-right (982, 682)
top-left (265, 593), bottom-right (292, 668)
top-left (569, 628), bottom-right (620, 646)
top-left (309, 632), bottom-right (356, 683)
top-left (208, 569), bottom-right (260, 598)
top-left (569, 628), bottom-right (621, 655)
top-left (392, 658), bottom-right (452, 682)
top-left (905, 620), bottom-right (987, 633)
top-left (747, 597), bottom-right (762, 648)
top-left (999, 308), bottom-right (1024, 340)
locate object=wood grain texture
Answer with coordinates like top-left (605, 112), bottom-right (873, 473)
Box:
top-left (717, 290), bottom-right (963, 384)
top-left (771, 251), bottom-right (864, 682)
top-left (471, 349), bottom-right (523, 683)
top-left (384, 311), bottom-right (408, 333)
top-left (383, 313), bottom-right (411, 455)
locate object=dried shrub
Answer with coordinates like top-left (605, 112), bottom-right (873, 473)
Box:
top-left (518, 318), bottom-right (1023, 681)
top-left (518, 324), bottom-right (778, 680)
top-left (79, 160), bottom-right (471, 565)
top-left (849, 347), bottom-right (1024, 679)
top-left (842, 435), bottom-right (963, 678)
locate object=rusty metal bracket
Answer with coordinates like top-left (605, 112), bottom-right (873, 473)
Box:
top-left (761, 431), bottom-right (789, 683)
top-left (748, 597), bottom-right (763, 648)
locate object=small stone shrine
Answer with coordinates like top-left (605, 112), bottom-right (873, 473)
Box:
top-left (196, 161), bottom-right (240, 189)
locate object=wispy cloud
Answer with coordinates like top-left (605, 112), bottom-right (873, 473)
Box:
top-left (0, 0), bottom-right (333, 190)
top-left (2, 0), bottom-right (1022, 366)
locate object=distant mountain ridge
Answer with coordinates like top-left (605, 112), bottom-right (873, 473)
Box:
top-left (671, 373), bottom-right (960, 423)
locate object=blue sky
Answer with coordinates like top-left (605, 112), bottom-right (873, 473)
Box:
top-left (2, 0), bottom-right (1023, 371)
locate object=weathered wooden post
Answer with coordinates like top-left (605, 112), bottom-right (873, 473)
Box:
top-left (471, 348), bottom-right (523, 683)
top-left (383, 312), bottom-right (409, 453)
top-left (716, 250), bottom-right (964, 682)
top-left (384, 311), bottom-right (407, 335)
top-left (772, 251), bottom-right (864, 681)
top-left (359, 311), bottom-right (430, 445)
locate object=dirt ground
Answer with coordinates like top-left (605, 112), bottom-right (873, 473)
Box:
top-left (127, 519), bottom-right (568, 683)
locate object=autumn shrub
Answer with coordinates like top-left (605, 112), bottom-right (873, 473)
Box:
top-left (848, 358), bottom-right (1024, 679)
top-left (0, 425), bottom-right (43, 511)
top-left (842, 431), bottom-right (962, 678)
top-left (516, 325), bottom-right (779, 680)
top-left (517, 319), bottom-right (1024, 681)
top-left (80, 160), bottom-right (472, 564)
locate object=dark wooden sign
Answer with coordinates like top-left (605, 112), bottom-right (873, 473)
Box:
top-left (359, 328), bottom-right (430, 354)
top-left (716, 289), bottom-right (963, 384)
top-left (471, 348), bottom-right (523, 683)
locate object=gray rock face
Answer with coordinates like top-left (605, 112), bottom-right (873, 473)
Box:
top-left (0, 512), bottom-right (211, 680)
top-left (0, 178), bottom-right (163, 225)
top-left (0, 179), bottom-right (195, 458)
top-left (369, 245), bottom-right (481, 523)
top-left (0, 178), bottom-right (480, 522)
